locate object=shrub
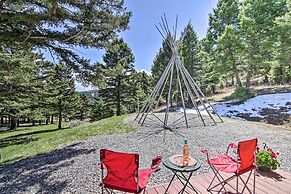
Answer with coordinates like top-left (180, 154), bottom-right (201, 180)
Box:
top-left (229, 87), bottom-right (255, 101)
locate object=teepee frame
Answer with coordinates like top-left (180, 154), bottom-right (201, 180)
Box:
top-left (135, 15), bottom-right (223, 131)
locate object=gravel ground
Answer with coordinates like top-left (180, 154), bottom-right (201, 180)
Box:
top-left (1, 113), bottom-right (291, 193)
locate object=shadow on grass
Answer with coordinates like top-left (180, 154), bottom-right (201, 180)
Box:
top-left (0, 127), bottom-right (69, 148)
top-left (0, 136), bottom-right (39, 148)
top-left (6, 127), bottom-right (69, 138)
top-left (0, 124), bottom-right (67, 134)
top-left (0, 142), bottom-right (95, 193)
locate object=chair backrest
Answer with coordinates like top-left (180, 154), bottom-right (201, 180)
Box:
top-left (237, 138), bottom-right (257, 172)
top-left (100, 149), bottom-right (139, 193)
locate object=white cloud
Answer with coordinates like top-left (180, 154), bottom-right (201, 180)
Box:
top-left (138, 69), bottom-right (152, 76)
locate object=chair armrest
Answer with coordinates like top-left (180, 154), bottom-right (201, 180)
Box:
top-left (151, 156), bottom-right (162, 171)
top-left (226, 143), bottom-right (237, 155)
top-left (201, 149), bottom-right (211, 162)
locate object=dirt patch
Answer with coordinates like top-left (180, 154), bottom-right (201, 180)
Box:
top-left (232, 108), bottom-right (291, 125)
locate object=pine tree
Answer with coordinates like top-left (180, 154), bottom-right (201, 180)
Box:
top-left (46, 63), bottom-right (76, 129)
top-left (151, 36), bottom-right (172, 84)
top-left (272, 0), bottom-right (291, 84)
top-left (207, 0), bottom-right (240, 47)
top-left (216, 25), bottom-right (243, 87)
top-left (179, 24), bottom-right (201, 85)
top-left (239, 0), bottom-right (288, 87)
top-left (98, 38), bottom-right (135, 116)
top-left (0, 46), bottom-right (41, 130)
top-left (205, 0), bottom-right (241, 88)
top-left (131, 71), bottom-right (153, 112)
top-left (0, 0), bottom-right (131, 76)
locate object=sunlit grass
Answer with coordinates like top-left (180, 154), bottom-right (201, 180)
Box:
top-left (0, 116), bottom-right (135, 165)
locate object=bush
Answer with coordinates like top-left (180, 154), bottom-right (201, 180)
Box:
top-left (229, 87), bottom-right (255, 101)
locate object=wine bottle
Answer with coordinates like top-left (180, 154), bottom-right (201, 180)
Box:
top-left (183, 139), bottom-right (189, 166)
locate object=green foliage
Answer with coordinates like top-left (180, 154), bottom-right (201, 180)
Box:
top-left (256, 149), bottom-right (280, 170)
top-left (0, 46), bottom-right (43, 129)
top-left (202, 0), bottom-right (289, 92)
top-left (90, 100), bottom-right (114, 121)
top-left (96, 38), bottom-right (135, 117)
top-left (151, 36), bottom-right (172, 84)
top-left (0, 0), bottom-right (131, 76)
top-left (229, 87), bottom-right (255, 101)
top-left (180, 24), bottom-right (201, 84)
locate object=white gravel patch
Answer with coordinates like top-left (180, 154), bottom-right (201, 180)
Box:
top-left (1, 114), bottom-right (291, 193)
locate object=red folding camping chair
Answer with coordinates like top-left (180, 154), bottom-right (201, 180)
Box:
top-left (201, 138), bottom-right (257, 194)
top-left (100, 149), bottom-right (162, 194)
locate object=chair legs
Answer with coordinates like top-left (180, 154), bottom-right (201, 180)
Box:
top-left (208, 169), bottom-right (255, 194)
top-left (253, 169), bottom-right (256, 194)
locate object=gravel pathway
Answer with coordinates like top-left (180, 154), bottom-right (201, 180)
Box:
top-left (1, 114), bottom-right (291, 193)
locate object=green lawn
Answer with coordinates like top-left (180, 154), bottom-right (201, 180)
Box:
top-left (0, 116), bottom-right (135, 165)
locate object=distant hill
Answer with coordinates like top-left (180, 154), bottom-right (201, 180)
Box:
top-left (79, 90), bottom-right (98, 103)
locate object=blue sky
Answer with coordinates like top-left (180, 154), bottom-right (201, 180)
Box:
top-left (76, 0), bottom-right (218, 71)
top-left (74, 0), bottom-right (219, 91)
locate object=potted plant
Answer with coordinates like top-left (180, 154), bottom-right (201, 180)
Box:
top-left (256, 143), bottom-right (280, 171)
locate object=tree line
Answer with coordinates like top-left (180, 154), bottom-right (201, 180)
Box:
top-left (152, 0), bottom-right (291, 94)
top-left (0, 0), bottom-right (133, 130)
top-left (1, 0), bottom-right (290, 130)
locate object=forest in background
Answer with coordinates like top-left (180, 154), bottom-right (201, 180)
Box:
top-left (0, 0), bottom-right (290, 131)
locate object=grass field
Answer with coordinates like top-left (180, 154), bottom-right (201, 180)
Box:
top-left (0, 116), bottom-right (135, 165)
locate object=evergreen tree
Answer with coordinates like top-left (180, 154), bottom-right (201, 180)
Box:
top-left (98, 38), bottom-right (135, 116)
top-left (0, 46), bottom-right (41, 130)
top-left (76, 93), bottom-right (89, 121)
top-left (239, 0), bottom-right (288, 87)
top-left (151, 36), bottom-right (172, 84)
top-left (216, 25), bottom-right (243, 87)
top-left (131, 71), bottom-right (153, 112)
top-left (197, 39), bottom-right (220, 94)
top-left (207, 0), bottom-right (240, 47)
top-left (0, 0), bottom-right (131, 76)
top-left (179, 24), bottom-right (201, 85)
top-left (46, 63), bottom-right (76, 129)
top-left (206, 0), bottom-right (241, 88)
top-left (272, 0), bottom-right (291, 84)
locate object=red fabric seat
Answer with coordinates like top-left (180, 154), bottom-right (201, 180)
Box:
top-left (100, 149), bottom-right (162, 193)
top-left (208, 154), bottom-right (238, 173)
top-left (202, 138), bottom-right (258, 194)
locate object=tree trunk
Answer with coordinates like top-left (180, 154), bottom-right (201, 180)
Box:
top-left (10, 117), bottom-right (17, 130)
top-left (264, 75), bottom-right (269, 84)
top-left (232, 63), bottom-right (242, 87)
top-left (58, 99), bottom-right (62, 129)
top-left (1, 116), bottom-right (3, 125)
top-left (46, 114), bottom-right (49, 125)
top-left (51, 114), bottom-right (54, 124)
top-left (231, 76), bottom-right (234, 86)
top-left (32, 120), bottom-right (35, 126)
top-left (80, 111), bottom-right (83, 121)
top-left (116, 79), bottom-right (121, 116)
top-left (39, 120), bottom-right (41, 125)
top-left (245, 64), bottom-right (253, 88)
top-left (281, 63), bottom-right (286, 84)
top-left (17, 119), bottom-right (20, 127)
